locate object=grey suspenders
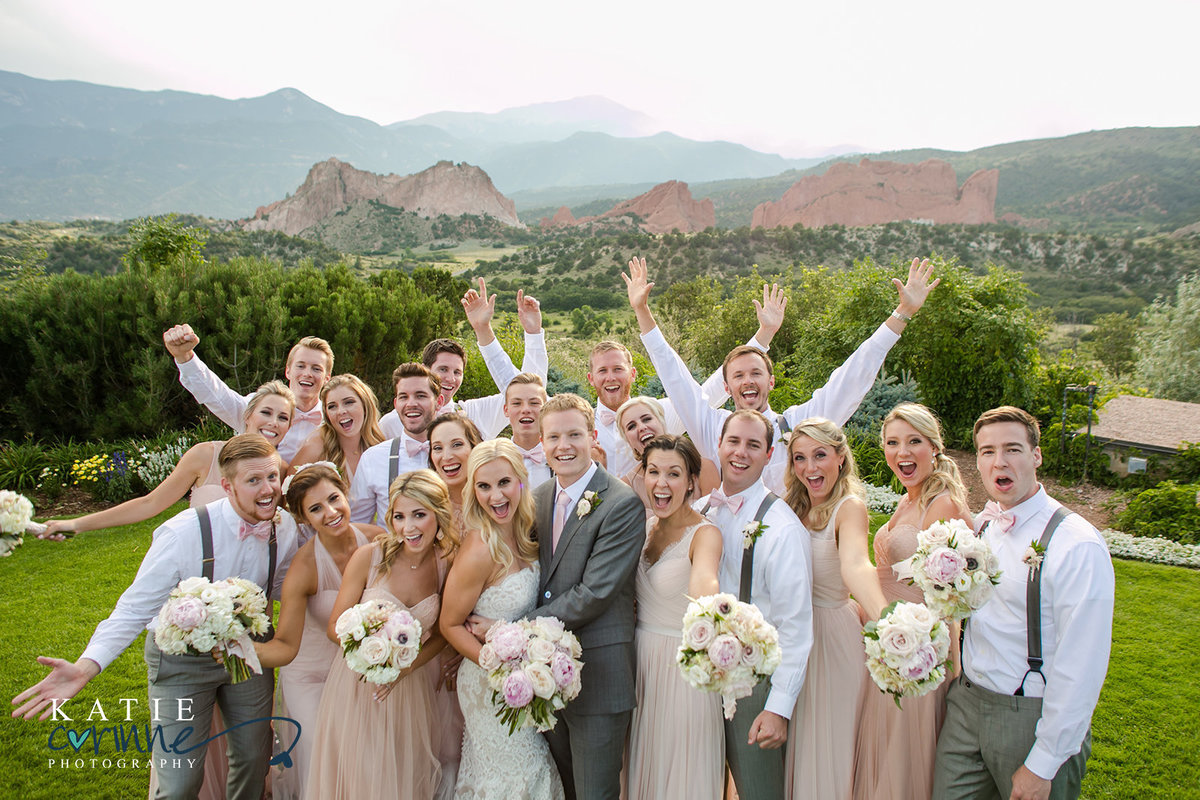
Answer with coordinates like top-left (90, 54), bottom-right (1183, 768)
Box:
top-left (775, 416), bottom-right (791, 436)
top-left (196, 505), bottom-right (277, 637)
top-left (1016, 505), bottom-right (1071, 696)
top-left (703, 493), bottom-right (778, 603)
top-left (389, 437), bottom-right (403, 485)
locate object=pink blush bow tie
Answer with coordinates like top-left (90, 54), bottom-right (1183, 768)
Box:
top-left (707, 490), bottom-right (744, 514)
top-left (292, 407), bottom-right (323, 424)
top-left (597, 406), bottom-right (618, 427)
top-left (524, 444), bottom-right (546, 465)
top-left (238, 518), bottom-right (274, 541)
top-left (976, 501), bottom-right (1016, 534)
top-left (405, 438), bottom-right (430, 458)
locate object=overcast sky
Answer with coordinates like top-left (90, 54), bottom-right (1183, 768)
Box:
top-left (2, 0), bottom-right (1196, 157)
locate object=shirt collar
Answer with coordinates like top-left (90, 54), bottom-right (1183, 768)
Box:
top-left (996, 484), bottom-right (1049, 533)
top-left (556, 462), bottom-right (599, 505)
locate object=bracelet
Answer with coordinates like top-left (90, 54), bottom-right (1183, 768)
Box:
top-left (891, 309), bottom-right (913, 323)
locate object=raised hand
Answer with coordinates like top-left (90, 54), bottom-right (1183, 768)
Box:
top-left (11, 656), bottom-right (99, 721)
top-left (162, 324), bottom-right (199, 364)
top-left (752, 282), bottom-right (788, 344)
top-left (461, 277), bottom-right (497, 334)
top-left (622, 257), bottom-right (654, 311)
top-left (516, 289), bottom-right (542, 334)
top-left (893, 257), bottom-right (940, 317)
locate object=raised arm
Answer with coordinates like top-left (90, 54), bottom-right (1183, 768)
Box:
top-left (164, 324), bottom-right (249, 432)
top-left (687, 523), bottom-right (723, 597)
top-left (833, 496), bottom-right (887, 621)
top-left (40, 441), bottom-right (216, 539)
top-left (254, 546), bottom-right (318, 668)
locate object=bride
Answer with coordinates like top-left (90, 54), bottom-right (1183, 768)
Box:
top-left (439, 439), bottom-right (565, 799)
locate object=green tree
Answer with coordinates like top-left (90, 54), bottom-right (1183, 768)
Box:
top-left (1083, 312), bottom-right (1139, 378)
top-left (1136, 273), bottom-right (1200, 402)
top-left (122, 215), bottom-right (207, 272)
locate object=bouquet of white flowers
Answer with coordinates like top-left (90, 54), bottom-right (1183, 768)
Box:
top-left (334, 599), bottom-right (423, 685)
top-left (863, 600), bottom-right (952, 706)
top-left (154, 576), bottom-right (271, 682)
top-left (478, 616), bottom-right (583, 733)
top-left (0, 490), bottom-right (34, 556)
top-left (904, 518), bottom-right (1002, 621)
top-left (676, 593), bottom-right (781, 719)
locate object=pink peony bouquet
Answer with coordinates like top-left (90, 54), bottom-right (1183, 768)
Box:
top-left (676, 593), bottom-right (781, 719)
top-left (478, 615), bottom-right (583, 733)
top-left (154, 576), bottom-right (270, 682)
top-left (334, 599), bottom-right (423, 685)
top-left (904, 518), bottom-right (1001, 620)
top-left (863, 600), bottom-right (952, 706)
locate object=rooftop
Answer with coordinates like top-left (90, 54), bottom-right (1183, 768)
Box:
top-left (1087, 395), bottom-right (1200, 452)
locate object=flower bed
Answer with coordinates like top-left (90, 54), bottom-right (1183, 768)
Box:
top-left (1102, 529), bottom-right (1200, 569)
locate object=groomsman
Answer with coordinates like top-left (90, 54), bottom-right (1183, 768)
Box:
top-left (696, 409), bottom-right (813, 800)
top-left (585, 287), bottom-right (783, 480)
top-left (502, 372), bottom-right (553, 488)
top-left (381, 278), bottom-right (547, 440)
top-left (350, 363), bottom-right (441, 524)
top-left (625, 256), bottom-right (937, 494)
top-left (934, 407), bottom-right (1114, 800)
top-left (164, 325), bottom-right (333, 462)
top-left (11, 435), bottom-right (299, 800)
top-left (530, 393), bottom-right (646, 800)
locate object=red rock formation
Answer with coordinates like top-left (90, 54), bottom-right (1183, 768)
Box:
top-left (243, 158), bottom-right (521, 235)
top-left (579, 181), bottom-right (714, 234)
top-left (751, 159), bottom-right (997, 229)
top-left (540, 206), bottom-right (577, 228)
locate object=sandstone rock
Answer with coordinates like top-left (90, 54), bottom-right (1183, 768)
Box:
top-left (242, 158), bottom-right (521, 235)
top-left (578, 181), bottom-right (714, 233)
top-left (751, 159), bottom-right (997, 229)
top-left (540, 206), bottom-right (577, 228)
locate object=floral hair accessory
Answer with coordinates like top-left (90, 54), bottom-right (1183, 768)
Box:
top-left (281, 461), bottom-right (340, 495)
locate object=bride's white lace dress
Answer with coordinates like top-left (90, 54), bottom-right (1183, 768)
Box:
top-left (454, 566), bottom-right (564, 799)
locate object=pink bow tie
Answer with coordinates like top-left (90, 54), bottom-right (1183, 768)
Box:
top-left (238, 518), bottom-right (274, 541)
top-left (405, 438), bottom-right (430, 458)
top-left (293, 406), bottom-right (322, 424)
top-left (524, 444), bottom-right (545, 465)
top-left (977, 501), bottom-right (1016, 534)
top-left (597, 406), bottom-right (618, 427)
top-left (707, 490), bottom-right (744, 514)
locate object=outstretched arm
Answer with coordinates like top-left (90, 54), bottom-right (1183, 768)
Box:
top-left (11, 656), bottom-right (101, 721)
top-left (254, 547), bottom-right (317, 669)
top-left (165, 324), bottom-right (250, 432)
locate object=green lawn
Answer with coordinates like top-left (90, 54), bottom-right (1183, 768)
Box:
top-left (1, 508), bottom-right (1196, 798)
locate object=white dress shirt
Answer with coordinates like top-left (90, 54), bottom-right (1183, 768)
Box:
top-left (380, 331), bottom-right (548, 440)
top-left (513, 440), bottom-right (553, 491)
top-left (350, 431), bottom-right (431, 525)
top-left (694, 479), bottom-right (814, 719)
top-left (554, 462), bottom-right (600, 513)
top-left (176, 355), bottom-right (319, 463)
top-left (642, 322), bottom-right (899, 495)
top-left (966, 486), bottom-right (1114, 780)
top-left (81, 498), bottom-right (299, 671)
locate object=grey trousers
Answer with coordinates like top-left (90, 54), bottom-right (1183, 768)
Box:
top-left (723, 680), bottom-right (785, 800)
top-left (933, 676), bottom-right (1090, 800)
top-left (544, 707), bottom-right (632, 800)
top-left (144, 637), bottom-right (274, 800)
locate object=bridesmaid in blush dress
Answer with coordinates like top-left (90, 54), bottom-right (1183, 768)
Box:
top-left (854, 403), bottom-right (971, 800)
top-left (304, 469), bottom-right (458, 800)
top-left (626, 435), bottom-right (724, 800)
top-left (782, 419), bottom-right (888, 800)
top-left (615, 397), bottom-right (720, 511)
top-left (252, 463), bottom-right (383, 799)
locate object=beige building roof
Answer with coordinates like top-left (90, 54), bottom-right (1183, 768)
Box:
top-left (1087, 395), bottom-right (1200, 453)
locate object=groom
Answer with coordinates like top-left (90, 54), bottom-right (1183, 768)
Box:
top-left (533, 392), bottom-right (646, 800)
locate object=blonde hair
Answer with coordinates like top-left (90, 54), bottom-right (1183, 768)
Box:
top-left (242, 380), bottom-right (296, 425)
top-left (218, 433), bottom-right (279, 479)
top-left (504, 372), bottom-right (547, 403)
top-left (283, 463), bottom-right (348, 522)
top-left (882, 402), bottom-right (968, 513)
top-left (376, 469), bottom-right (458, 579)
top-left (589, 340), bottom-right (633, 370)
top-left (317, 375), bottom-right (385, 475)
top-left (540, 393), bottom-right (595, 433)
top-left (616, 396), bottom-right (666, 459)
top-left (287, 336), bottom-right (334, 374)
top-left (784, 418), bottom-right (864, 530)
top-left (461, 440), bottom-right (538, 572)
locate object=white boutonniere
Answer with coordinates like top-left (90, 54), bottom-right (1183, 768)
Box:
top-left (1022, 539), bottom-right (1045, 570)
top-left (576, 491), bottom-right (602, 519)
top-left (742, 520), bottom-right (767, 550)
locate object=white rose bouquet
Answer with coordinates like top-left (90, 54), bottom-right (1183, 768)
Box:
top-left (862, 600), bottom-right (952, 705)
top-left (905, 518), bottom-right (1002, 620)
top-left (676, 593), bottom-right (781, 719)
top-left (0, 490), bottom-right (34, 556)
top-left (154, 576), bottom-right (271, 683)
top-left (478, 615), bottom-right (583, 733)
top-left (334, 598), bottom-right (423, 685)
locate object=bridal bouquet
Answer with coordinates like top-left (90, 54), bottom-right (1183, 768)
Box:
top-left (863, 600), bottom-right (952, 705)
top-left (334, 599), bottom-right (423, 685)
top-left (904, 518), bottom-right (1001, 620)
top-left (0, 490), bottom-right (34, 556)
top-left (676, 593), bottom-right (781, 719)
top-left (154, 576), bottom-right (271, 682)
top-left (479, 615), bottom-right (583, 733)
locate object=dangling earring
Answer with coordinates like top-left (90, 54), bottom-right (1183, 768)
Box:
top-left (436, 527), bottom-right (445, 541)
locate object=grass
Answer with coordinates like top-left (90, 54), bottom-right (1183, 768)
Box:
top-left (1, 507), bottom-right (1196, 798)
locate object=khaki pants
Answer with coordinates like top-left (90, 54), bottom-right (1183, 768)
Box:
top-left (933, 675), bottom-right (1090, 800)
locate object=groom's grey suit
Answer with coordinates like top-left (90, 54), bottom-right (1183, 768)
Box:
top-left (533, 465), bottom-right (646, 800)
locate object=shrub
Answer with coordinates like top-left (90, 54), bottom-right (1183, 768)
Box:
top-left (1169, 442), bottom-right (1200, 484)
top-left (0, 441), bottom-right (48, 493)
top-left (1114, 481), bottom-right (1200, 544)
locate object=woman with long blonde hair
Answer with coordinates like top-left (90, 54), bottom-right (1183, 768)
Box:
top-left (439, 439), bottom-right (563, 798)
top-left (782, 418), bottom-right (887, 800)
top-left (854, 402), bottom-right (971, 800)
top-left (291, 374), bottom-right (385, 483)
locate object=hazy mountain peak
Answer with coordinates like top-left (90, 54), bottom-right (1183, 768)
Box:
top-left (391, 95), bottom-right (660, 143)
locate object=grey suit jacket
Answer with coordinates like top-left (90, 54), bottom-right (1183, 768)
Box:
top-left (534, 465), bottom-right (646, 715)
